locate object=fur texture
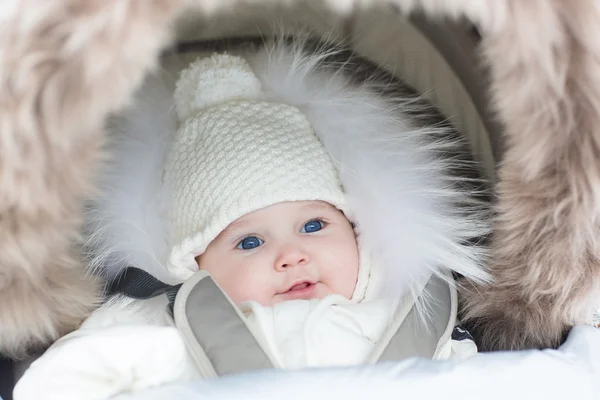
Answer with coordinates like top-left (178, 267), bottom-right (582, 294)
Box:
top-left (247, 40), bottom-right (490, 300)
top-left (85, 70), bottom-right (179, 285)
top-left (85, 39), bottom-right (490, 321)
top-left (458, 1), bottom-right (600, 350)
top-left (381, 0), bottom-right (600, 350)
top-left (0, 0), bottom-right (183, 358)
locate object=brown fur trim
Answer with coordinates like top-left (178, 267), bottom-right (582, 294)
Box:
top-left (0, 0), bottom-right (184, 358)
top-left (458, 0), bottom-right (600, 350)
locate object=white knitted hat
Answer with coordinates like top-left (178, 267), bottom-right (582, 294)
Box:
top-left (163, 53), bottom-right (352, 284)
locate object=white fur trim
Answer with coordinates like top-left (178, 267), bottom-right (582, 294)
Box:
top-left (246, 39), bottom-right (490, 301)
top-left (84, 69), bottom-right (179, 284)
top-left (88, 39), bottom-right (490, 311)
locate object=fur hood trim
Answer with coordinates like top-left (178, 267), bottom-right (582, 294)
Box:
top-left (85, 39), bottom-right (490, 304)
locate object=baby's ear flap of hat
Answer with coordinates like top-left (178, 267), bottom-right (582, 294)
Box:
top-left (174, 53), bottom-right (265, 122)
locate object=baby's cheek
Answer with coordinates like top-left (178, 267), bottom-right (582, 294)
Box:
top-left (224, 271), bottom-right (264, 305)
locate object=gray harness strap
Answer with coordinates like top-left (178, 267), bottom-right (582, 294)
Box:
top-left (376, 274), bottom-right (453, 361)
top-left (173, 271), bottom-right (276, 378)
top-left (173, 271), bottom-right (453, 378)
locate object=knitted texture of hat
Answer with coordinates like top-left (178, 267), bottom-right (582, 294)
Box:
top-left (163, 54), bottom-right (348, 280)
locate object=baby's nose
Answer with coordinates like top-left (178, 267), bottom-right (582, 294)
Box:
top-left (274, 246), bottom-right (309, 271)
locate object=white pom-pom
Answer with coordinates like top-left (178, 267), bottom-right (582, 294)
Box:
top-left (174, 53), bottom-right (264, 122)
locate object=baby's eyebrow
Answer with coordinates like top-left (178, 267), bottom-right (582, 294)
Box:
top-left (220, 219), bottom-right (252, 238)
top-left (301, 202), bottom-right (336, 213)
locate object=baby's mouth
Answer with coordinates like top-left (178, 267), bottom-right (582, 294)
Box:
top-left (288, 282), bottom-right (311, 291)
top-left (279, 280), bottom-right (318, 299)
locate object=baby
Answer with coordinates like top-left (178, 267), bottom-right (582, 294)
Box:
top-left (196, 200), bottom-right (389, 368)
top-left (159, 53), bottom-right (394, 368)
top-left (14, 45), bottom-right (485, 399)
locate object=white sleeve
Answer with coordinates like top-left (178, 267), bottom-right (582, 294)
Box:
top-left (13, 324), bottom-right (199, 400)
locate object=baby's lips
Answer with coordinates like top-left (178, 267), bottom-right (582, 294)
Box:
top-left (288, 282), bottom-right (311, 291)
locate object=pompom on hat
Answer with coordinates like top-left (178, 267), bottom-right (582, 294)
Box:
top-left (163, 53), bottom-right (354, 285)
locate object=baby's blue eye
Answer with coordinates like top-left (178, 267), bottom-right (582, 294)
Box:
top-left (301, 219), bottom-right (324, 233)
top-left (237, 236), bottom-right (264, 250)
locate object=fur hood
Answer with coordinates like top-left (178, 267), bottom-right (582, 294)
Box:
top-left (84, 39), bottom-right (490, 306)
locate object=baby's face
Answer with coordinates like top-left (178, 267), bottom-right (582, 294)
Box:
top-left (196, 201), bottom-right (359, 306)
